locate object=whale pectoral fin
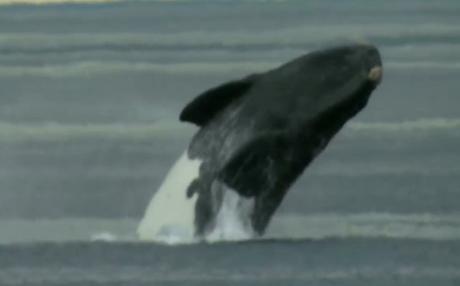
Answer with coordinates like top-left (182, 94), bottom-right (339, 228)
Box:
top-left (218, 132), bottom-right (289, 197)
top-left (179, 74), bottom-right (259, 126)
top-left (251, 187), bottom-right (288, 235)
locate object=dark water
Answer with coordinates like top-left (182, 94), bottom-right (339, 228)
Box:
top-left (1, 239), bottom-right (460, 286)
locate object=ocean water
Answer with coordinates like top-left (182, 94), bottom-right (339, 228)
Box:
top-left (1, 0), bottom-right (460, 285)
top-left (2, 239), bottom-right (460, 286)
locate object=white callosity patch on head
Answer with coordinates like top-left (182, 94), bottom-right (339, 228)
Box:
top-left (368, 66), bottom-right (383, 83)
top-left (137, 151), bottom-right (201, 244)
top-left (205, 183), bottom-right (256, 242)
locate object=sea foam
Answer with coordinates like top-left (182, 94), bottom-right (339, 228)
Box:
top-left (137, 151), bottom-right (259, 244)
top-left (137, 151), bottom-right (200, 244)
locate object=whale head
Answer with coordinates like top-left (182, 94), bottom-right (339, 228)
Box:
top-left (304, 44), bottom-right (382, 84)
top-left (275, 44), bottom-right (384, 138)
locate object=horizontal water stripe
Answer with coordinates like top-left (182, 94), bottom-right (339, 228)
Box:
top-left (0, 121), bottom-right (194, 141)
top-left (1, 23), bottom-right (460, 53)
top-left (2, 213), bottom-right (460, 244)
top-left (1, 0), bottom-right (460, 6)
top-left (347, 118), bottom-right (460, 132)
top-left (268, 213), bottom-right (460, 240)
top-left (0, 61), bottom-right (277, 77)
top-left (2, 267), bottom-right (460, 285)
top-left (0, 118), bottom-right (459, 141)
top-left (0, 0), bottom-right (116, 5)
top-left (1, 60), bottom-right (460, 78)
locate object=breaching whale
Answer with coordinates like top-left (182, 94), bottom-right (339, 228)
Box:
top-left (138, 44), bottom-right (383, 242)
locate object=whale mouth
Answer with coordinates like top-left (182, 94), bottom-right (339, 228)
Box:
top-left (368, 66), bottom-right (383, 83)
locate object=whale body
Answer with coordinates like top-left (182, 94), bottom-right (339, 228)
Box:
top-left (138, 44), bottom-right (383, 242)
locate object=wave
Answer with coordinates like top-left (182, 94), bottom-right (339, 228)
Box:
top-left (0, 218), bottom-right (137, 244)
top-left (387, 61), bottom-right (460, 70)
top-left (0, 0), bottom-right (229, 5)
top-left (347, 118), bottom-right (460, 132)
top-left (385, 43), bottom-right (460, 58)
top-left (267, 213), bottom-right (460, 241)
top-left (1, 213), bottom-right (460, 244)
top-left (0, 118), bottom-right (459, 142)
top-left (0, 0), bottom-right (331, 5)
top-left (1, 23), bottom-right (460, 54)
top-left (0, 61), bottom-right (278, 77)
top-left (1, 60), bottom-right (460, 78)
top-left (0, 121), bottom-right (194, 142)
top-left (0, 0), bottom-right (116, 5)
top-left (90, 231), bottom-right (118, 242)
top-left (1, 0), bottom-right (460, 6)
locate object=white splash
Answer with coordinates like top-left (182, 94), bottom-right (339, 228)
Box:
top-left (137, 151), bottom-right (201, 244)
top-left (205, 185), bottom-right (256, 242)
top-left (90, 232), bottom-right (117, 242)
